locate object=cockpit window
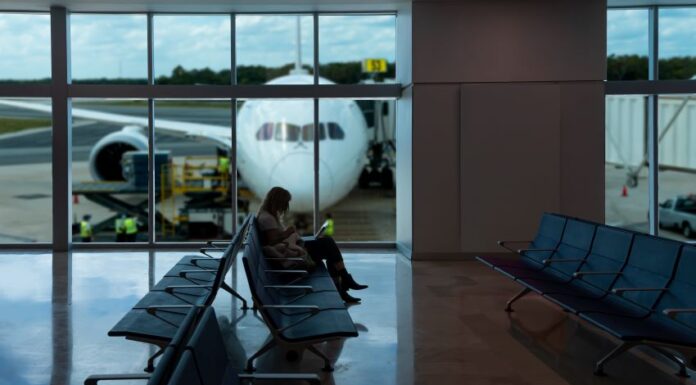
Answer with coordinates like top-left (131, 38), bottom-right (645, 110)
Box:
top-left (275, 122), bottom-right (301, 142)
top-left (302, 123), bottom-right (326, 142)
top-left (256, 122), bottom-right (274, 140)
top-left (327, 122), bottom-right (345, 140)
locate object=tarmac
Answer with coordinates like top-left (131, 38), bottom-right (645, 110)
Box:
top-left (0, 101), bottom-right (397, 242)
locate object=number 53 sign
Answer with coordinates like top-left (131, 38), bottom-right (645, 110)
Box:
top-left (362, 58), bottom-right (388, 73)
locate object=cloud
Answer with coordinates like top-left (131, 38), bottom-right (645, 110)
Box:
top-left (0, 13), bottom-right (396, 80)
top-left (608, 8), bottom-right (696, 58)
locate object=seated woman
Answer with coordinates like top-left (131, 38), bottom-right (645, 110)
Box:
top-left (257, 186), bottom-right (367, 303)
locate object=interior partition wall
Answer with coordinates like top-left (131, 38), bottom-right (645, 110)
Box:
top-left (0, 7), bottom-right (401, 251)
top-left (606, 5), bottom-right (696, 240)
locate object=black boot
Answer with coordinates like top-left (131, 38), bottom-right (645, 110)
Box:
top-left (341, 271), bottom-right (368, 290)
top-left (334, 276), bottom-right (361, 303)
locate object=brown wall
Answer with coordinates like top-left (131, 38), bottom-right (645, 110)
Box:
top-left (405, 0), bottom-right (607, 259)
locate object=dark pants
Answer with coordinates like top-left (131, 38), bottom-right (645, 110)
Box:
top-left (304, 236), bottom-right (344, 277)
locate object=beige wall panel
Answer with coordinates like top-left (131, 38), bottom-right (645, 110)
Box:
top-left (459, 83), bottom-right (561, 253)
top-left (412, 0), bottom-right (606, 83)
top-left (560, 82), bottom-right (605, 222)
top-left (412, 84), bottom-right (461, 254)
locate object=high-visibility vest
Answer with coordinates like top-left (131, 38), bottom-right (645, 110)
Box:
top-left (124, 218), bottom-right (138, 235)
top-left (115, 218), bottom-right (125, 234)
top-left (325, 218), bottom-right (334, 237)
top-left (217, 157), bottom-right (230, 174)
top-left (80, 221), bottom-right (92, 238)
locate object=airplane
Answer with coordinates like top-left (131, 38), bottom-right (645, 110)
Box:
top-left (0, 73), bottom-right (370, 214)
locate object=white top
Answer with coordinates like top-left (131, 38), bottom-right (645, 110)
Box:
top-left (257, 210), bottom-right (282, 232)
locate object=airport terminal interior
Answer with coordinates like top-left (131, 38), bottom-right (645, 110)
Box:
top-left (5, 0), bottom-right (696, 384)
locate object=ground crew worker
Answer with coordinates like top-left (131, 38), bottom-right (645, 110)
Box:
top-left (324, 213), bottom-right (334, 237)
top-left (114, 213), bottom-right (126, 242)
top-left (80, 214), bottom-right (93, 243)
top-left (217, 155), bottom-right (230, 176)
top-left (123, 216), bottom-right (138, 242)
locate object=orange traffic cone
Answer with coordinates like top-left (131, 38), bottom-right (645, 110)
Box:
top-left (621, 185), bottom-right (628, 197)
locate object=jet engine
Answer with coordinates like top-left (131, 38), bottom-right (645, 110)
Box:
top-left (88, 126), bottom-right (148, 181)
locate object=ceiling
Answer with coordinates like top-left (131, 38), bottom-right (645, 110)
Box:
top-left (0, 0), bottom-right (407, 12)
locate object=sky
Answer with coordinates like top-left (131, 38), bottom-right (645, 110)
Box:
top-left (607, 8), bottom-right (696, 58)
top-left (0, 13), bottom-right (396, 80)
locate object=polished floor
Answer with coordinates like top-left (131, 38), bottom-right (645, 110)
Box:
top-left (0, 251), bottom-right (694, 385)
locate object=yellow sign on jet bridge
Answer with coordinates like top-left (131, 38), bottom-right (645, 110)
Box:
top-left (362, 58), bottom-right (388, 73)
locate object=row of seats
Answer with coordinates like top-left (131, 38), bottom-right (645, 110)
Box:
top-left (87, 306), bottom-right (321, 385)
top-left (108, 216), bottom-right (252, 372)
top-left (477, 213), bottom-right (696, 377)
top-left (241, 215), bottom-right (359, 372)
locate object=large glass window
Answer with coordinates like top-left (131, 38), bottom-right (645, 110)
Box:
top-left (71, 14), bottom-right (147, 83)
top-left (607, 9), bottom-right (649, 81)
top-left (154, 100), bottom-right (232, 241)
top-left (319, 15), bottom-right (396, 84)
top-left (0, 14), bottom-right (50, 83)
top-left (659, 8), bottom-right (696, 80)
top-left (71, 99), bottom-right (148, 243)
top-left (657, 94), bottom-right (696, 240)
top-left (236, 99), bottom-right (315, 234)
top-left (236, 15), bottom-right (314, 85)
top-left (319, 99), bottom-right (396, 241)
top-left (605, 95), bottom-right (649, 233)
top-left (154, 15), bottom-right (231, 85)
top-left (0, 99), bottom-right (52, 243)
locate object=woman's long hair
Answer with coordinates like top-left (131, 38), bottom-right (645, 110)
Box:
top-left (259, 186), bottom-right (292, 222)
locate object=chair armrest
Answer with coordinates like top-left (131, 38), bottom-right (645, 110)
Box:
top-left (264, 285), bottom-right (314, 293)
top-left (573, 271), bottom-right (622, 277)
top-left (238, 373), bottom-right (321, 385)
top-left (145, 304), bottom-right (204, 315)
top-left (164, 284), bottom-right (212, 293)
top-left (542, 258), bottom-right (584, 265)
top-left (663, 308), bottom-right (696, 319)
top-left (517, 248), bottom-right (555, 254)
top-left (264, 258), bottom-right (305, 262)
top-left (262, 304), bottom-right (320, 314)
top-left (612, 287), bottom-right (667, 296)
top-left (264, 269), bottom-right (308, 275)
top-left (188, 257), bottom-right (221, 267)
top-left (84, 373), bottom-right (150, 385)
top-left (178, 269), bottom-right (217, 277)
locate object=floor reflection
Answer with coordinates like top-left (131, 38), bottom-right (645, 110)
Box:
top-left (0, 251), bottom-right (401, 385)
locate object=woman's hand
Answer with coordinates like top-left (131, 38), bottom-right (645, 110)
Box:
top-left (284, 226), bottom-right (297, 237)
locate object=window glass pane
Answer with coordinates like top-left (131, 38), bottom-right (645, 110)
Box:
top-left (605, 95), bottom-right (649, 233)
top-left (236, 15), bottom-right (314, 85)
top-left (607, 9), bottom-right (649, 81)
top-left (71, 14), bottom-right (147, 83)
top-left (154, 99), bottom-right (232, 241)
top-left (659, 8), bottom-right (696, 80)
top-left (71, 99), bottom-right (148, 242)
top-left (657, 94), bottom-right (696, 240)
top-left (319, 15), bottom-right (396, 85)
top-left (319, 99), bottom-right (396, 241)
top-left (0, 14), bottom-right (50, 83)
top-left (236, 99), bottom-right (315, 234)
top-left (0, 98), bottom-right (52, 242)
top-left (154, 15), bottom-right (231, 85)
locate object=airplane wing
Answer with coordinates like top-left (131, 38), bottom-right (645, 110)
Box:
top-left (0, 99), bottom-right (231, 148)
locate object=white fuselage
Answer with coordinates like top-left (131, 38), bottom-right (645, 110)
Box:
top-left (236, 74), bottom-right (368, 212)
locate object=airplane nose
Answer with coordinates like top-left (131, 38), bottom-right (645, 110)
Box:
top-left (269, 153), bottom-right (334, 212)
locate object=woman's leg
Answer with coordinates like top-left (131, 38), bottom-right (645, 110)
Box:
top-left (305, 237), bottom-right (367, 290)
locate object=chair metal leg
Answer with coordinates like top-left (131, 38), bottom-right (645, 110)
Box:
top-left (221, 282), bottom-right (249, 310)
top-left (144, 347), bottom-right (164, 373)
top-left (245, 339), bottom-right (276, 372)
top-left (652, 346), bottom-right (690, 378)
top-left (594, 342), bottom-right (636, 376)
top-left (505, 288), bottom-right (531, 312)
top-left (307, 345), bottom-right (334, 372)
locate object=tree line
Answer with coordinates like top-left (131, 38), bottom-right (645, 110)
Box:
top-left (608, 55), bottom-right (696, 81)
